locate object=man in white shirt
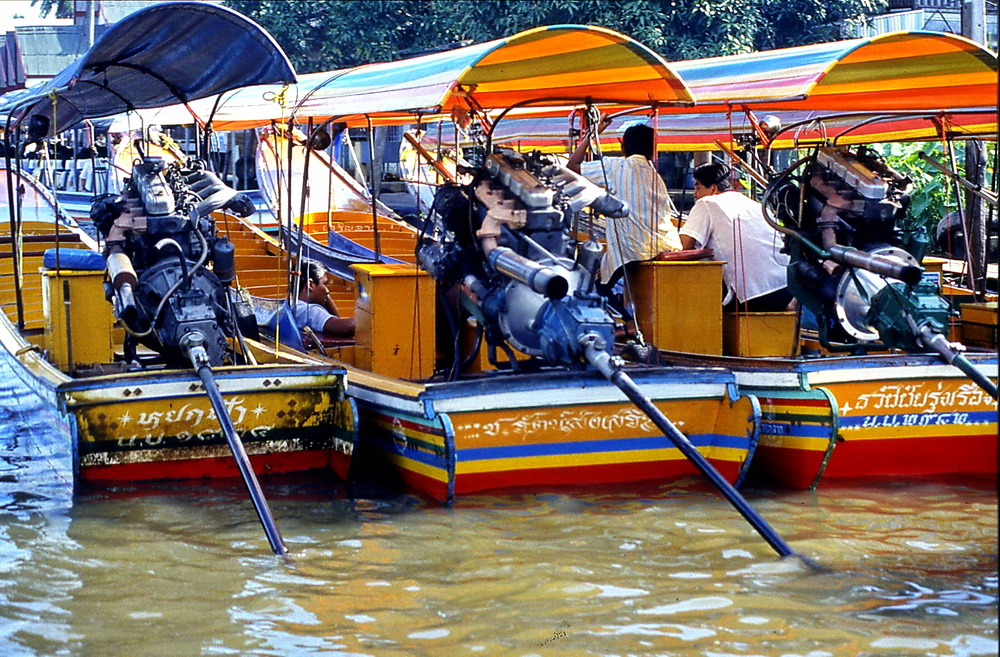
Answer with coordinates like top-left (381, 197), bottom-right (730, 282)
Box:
top-left (680, 163), bottom-right (795, 312)
top-left (567, 116), bottom-right (681, 313)
top-left (294, 260), bottom-right (354, 336)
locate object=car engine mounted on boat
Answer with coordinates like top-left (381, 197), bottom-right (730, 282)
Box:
top-left (417, 149), bottom-right (628, 373)
top-left (91, 155), bottom-right (256, 367)
top-left (766, 146), bottom-right (955, 351)
top-left (765, 146), bottom-right (998, 397)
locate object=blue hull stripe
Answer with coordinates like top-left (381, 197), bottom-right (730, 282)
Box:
top-left (759, 422), bottom-right (834, 438)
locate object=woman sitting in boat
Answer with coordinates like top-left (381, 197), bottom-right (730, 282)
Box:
top-left (679, 163), bottom-right (795, 312)
top-left (295, 260), bottom-right (355, 337)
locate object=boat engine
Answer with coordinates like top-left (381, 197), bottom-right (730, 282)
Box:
top-left (417, 149), bottom-right (628, 372)
top-left (91, 155), bottom-right (256, 367)
top-left (767, 146), bottom-right (955, 351)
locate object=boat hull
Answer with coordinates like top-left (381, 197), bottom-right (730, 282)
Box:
top-left (0, 303), bottom-right (357, 487)
top-left (348, 367), bottom-right (760, 503)
top-left (62, 365), bottom-right (357, 483)
top-left (667, 353), bottom-right (999, 489)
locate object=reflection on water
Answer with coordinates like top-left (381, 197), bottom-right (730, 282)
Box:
top-left (1, 361), bottom-right (997, 656)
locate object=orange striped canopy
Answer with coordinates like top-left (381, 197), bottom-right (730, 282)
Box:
top-left (674, 31), bottom-right (996, 112)
top-left (666, 31), bottom-right (998, 149)
top-left (205, 24), bottom-right (692, 130)
top-left (491, 31), bottom-right (997, 152)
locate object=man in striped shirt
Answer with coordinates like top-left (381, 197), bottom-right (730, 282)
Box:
top-left (567, 117), bottom-right (682, 315)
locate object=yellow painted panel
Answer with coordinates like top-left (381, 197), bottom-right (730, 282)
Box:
top-left (960, 302), bottom-right (997, 349)
top-left (73, 388), bottom-right (347, 446)
top-left (723, 312), bottom-right (798, 357)
top-left (352, 263), bottom-right (435, 379)
top-left (632, 261), bottom-right (723, 354)
top-left (42, 269), bottom-right (114, 371)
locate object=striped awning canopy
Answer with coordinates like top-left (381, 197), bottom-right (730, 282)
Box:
top-left (674, 31), bottom-right (996, 111)
top-left (491, 31), bottom-right (997, 152)
top-left (204, 24), bottom-right (692, 130)
top-left (666, 30), bottom-right (998, 149)
top-left (489, 107), bottom-right (996, 153)
top-left (97, 28), bottom-right (995, 152)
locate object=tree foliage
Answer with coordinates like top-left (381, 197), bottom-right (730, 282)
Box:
top-left (30, 0), bottom-right (73, 19)
top-left (224, 0), bottom-right (886, 73)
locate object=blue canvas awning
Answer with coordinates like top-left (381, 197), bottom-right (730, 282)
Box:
top-left (0, 1), bottom-right (296, 132)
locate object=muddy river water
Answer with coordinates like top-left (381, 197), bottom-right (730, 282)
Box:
top-left (1, 363), bottom-right (996, 656)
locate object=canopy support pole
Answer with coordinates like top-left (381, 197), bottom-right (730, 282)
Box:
top-left (366, 116), bottom-right (382, 262)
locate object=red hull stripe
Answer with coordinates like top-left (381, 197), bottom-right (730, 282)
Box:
top-left (755, 433), bottom-right (998, 488)
top-left (80, 450), bottom-right (349, 483)
top-left (453, 459), bottom-right (742, 498)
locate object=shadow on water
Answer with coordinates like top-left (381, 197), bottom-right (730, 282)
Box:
top-left (0, 364), bottom-right (73, 515)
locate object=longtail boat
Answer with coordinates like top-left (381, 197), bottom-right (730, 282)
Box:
top-left (489, 32), bottom-right (998, 489)
top-left (92, 18), bottom-right (995, 514)
top-left (210, 171), bottom-right (760, 503)
top-left (213, 26), bottom-right (775, 516)
top-left (0, 2), bottom-right (357, 548)
top-left (641, 32), bottom-right (999, 488)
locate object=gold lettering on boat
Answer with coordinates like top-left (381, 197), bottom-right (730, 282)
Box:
top-left (842, 381), bottom-right (992, 415)
top-left (132, 397), bottom-right (250, 430)
top-left (460, 408), bottom-right (656, 441)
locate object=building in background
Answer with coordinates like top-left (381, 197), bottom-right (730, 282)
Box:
top-left (1, 1), bottom-right (215, 93)
top-left (849, 0), bottom-right (997, 49)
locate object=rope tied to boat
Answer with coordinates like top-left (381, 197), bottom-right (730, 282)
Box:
top-left (264, 84), bottom-right (289, 111)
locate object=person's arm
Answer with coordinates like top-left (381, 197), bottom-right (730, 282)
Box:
top-left (317, 293), bottom-right (354, 337)
top-left (322, 315), bottom-right (355, 337)
top-left (680, 234), bottom-right (700, 250)
top-left (567, 113), bottom-right (612, 173)
top-left (302, 302), bottom-right (354, 338)
top-left (677, 200), bottom-right (713, 255)
top-left (566, 137), bottom-right (589, 173)
top-left (320, 292), bottom-right (339, 317)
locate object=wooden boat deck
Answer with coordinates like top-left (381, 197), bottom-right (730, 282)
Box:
top-left (1, 222), bottom-right (94, 332)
